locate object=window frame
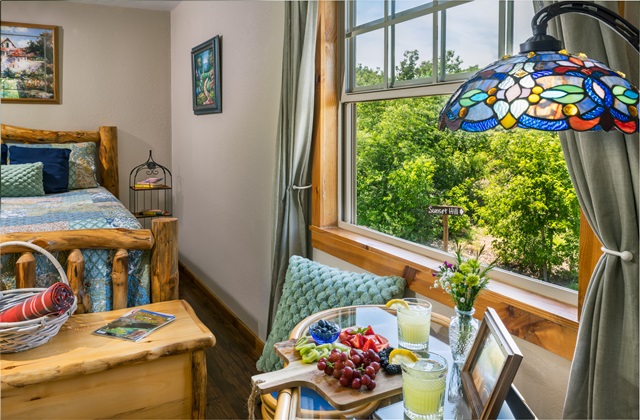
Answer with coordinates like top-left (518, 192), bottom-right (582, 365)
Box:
top-left (342, 0), bottom-right (579, 305)
top-left (312, 0), bottom-right (599, 361)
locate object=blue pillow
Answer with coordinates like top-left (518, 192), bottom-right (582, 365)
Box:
top-left (9, 146), bottom-right (71, 194)
top-left (1, 144), bottom-right (6, 165)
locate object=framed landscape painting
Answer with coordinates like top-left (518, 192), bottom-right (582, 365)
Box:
top-left (1, 21), bottom-right (60, 104)
top-left (191, 35), bottom-right (221, 115)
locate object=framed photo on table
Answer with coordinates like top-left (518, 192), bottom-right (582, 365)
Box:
top-left (461, 307), bottom-right (523, 419)
top-left (1, 21), bottom-right (60, 104)
top-left (191, 35), bottom-right (221, 115)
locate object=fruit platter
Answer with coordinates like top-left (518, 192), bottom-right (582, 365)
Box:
top-left (251, 321), bottom-right (408, 411)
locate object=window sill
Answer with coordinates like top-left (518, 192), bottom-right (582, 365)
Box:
top-left (311, 225), bottom-right (578, 360)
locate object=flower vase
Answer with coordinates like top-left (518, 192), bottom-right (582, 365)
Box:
top-left (449, 307), bottom-right (479, 365)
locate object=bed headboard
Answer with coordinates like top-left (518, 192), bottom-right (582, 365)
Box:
top-left (0, 124), bottom-right (119, 198)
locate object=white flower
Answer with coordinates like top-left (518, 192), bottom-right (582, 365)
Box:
top-left (460, 297), bottom-right (466, 303)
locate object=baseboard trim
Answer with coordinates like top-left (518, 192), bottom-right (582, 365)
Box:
top-left (178, 261), bottom-right (265, 358)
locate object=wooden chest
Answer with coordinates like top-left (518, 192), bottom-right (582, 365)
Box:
top-left (1, 300), bottom-right (215, 419)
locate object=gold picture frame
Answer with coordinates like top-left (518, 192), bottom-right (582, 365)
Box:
top-left (461, 307), bottom-right (523, 419)
top-left (1, 21), bottom-right (60, 104)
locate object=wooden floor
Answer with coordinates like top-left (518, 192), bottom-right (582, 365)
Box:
top-left (179, 274), bottom-right (263, 419)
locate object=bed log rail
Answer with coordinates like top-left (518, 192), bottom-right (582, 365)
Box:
top-left (1, 124), bottom-right (179, 312)
top-left (0, 218), bottom-right (178, 313)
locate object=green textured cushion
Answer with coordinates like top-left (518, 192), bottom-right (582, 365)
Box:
top-left (10, 142), bottom-right (98, 189)
top-left (256, 256), bottom-right (406, 372)
top-left (1, 162), bottom-right (45, 197)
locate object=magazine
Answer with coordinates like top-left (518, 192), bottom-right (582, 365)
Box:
top-left (93, 309), bottom-right (176, 341)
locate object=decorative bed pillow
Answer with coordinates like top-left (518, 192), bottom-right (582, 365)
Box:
top-left (9, 146), bottom-right (71, 194)
top-left (8, 142), bottom-right (98, 189)
top-left (1, 144), bottom-right (6, 165)
top-left (0, 162), bottom-right (45, 197)
top-left (256, 255), bottom-right (406, 372)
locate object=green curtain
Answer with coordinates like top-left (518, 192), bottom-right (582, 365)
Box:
top-left (542, 2), bottom-right (639, 418)
top-left (268, 1), bottom-right (318, 333)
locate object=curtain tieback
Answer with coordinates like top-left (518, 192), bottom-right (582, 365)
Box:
top-left (600, 246), bottom-right (634, 261)
top-left (292, 184), bottom-right (312, 190)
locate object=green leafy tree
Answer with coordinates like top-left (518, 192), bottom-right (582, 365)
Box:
top-left (478, 131), bottom-right (580, 284)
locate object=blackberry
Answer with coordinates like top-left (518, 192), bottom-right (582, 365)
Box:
top-left (384, 363), bottom-right (402, 375)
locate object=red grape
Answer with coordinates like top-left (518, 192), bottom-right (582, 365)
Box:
top-left (351, 354), bottom-right (361, 365)
top-left (333, 368), bottom-right (343, 379)
top-left (365, 366), bottom-right (375, 377)
top-left (339, 352), bottom-right (349, 361)
top-left (366, 380), bottom-right (376, 390)
top-left (317, 361), bottom-right (327, 370)
top-left (339, 376), bottom-right (351, 387)
top-left (342, 366), bottom-right (353, 379)
top-left (345, 360), bottom-right (355, 369)
top-left (324, 366), bottom-right (334, 376)
top-left (360, 374), bottom-right (371, 386)
top-left (328, 353), bottom-right (340, 363)
top-left (351, 378), bottom-right (361, 389)
top-left (370, 361), bottom-right (380, 372)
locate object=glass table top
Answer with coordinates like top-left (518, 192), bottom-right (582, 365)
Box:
top-left (282, 305), bottom-right (534, 419)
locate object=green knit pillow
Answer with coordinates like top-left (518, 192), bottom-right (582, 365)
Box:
top-left (256, 256), bottom-right (406, 372)
top-left (1, 162), bottom-right (45, 197)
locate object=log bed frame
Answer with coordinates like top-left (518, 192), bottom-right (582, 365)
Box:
top-left (0, 124), bottom-right (178, 313)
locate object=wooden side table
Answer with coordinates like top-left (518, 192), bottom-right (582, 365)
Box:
top-left (1, 300), bottom-right (215, 419)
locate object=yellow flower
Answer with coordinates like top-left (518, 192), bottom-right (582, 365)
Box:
top-left (459, 263), bottom-right (472, 274)
top-left (466, 274), bottom-right (480, 287)
top-left (451, 272), bottom-right (465, 284)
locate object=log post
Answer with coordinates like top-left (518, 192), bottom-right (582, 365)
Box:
top-left (191, 350), bottom-right (207, 419)
top-left (112, 249), bottom-right (129, 310)
top-left (98, 126), bottom-right (119, 198)
top-left (151, 218), bottom-right (179, 303)
top-left (67, 249), bottom-right (91, 314)
top-left (16, 252), bottom-right (36, 289)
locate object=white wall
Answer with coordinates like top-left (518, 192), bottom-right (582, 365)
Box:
top-left (0, 1), bottom-right (172, 207)
top-left (170, 1), bottom-right (284, 339)
top-left (314, 249), bottom-right (571, 419)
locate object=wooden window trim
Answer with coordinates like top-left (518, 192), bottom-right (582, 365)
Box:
top-left (312, 0), bottom-right (601, 361)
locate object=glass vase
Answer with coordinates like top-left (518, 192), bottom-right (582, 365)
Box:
top-left (449, 307), bottom-right (479, 365)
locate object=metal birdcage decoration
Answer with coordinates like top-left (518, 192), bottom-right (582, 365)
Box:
top-left (129, 150), bottom-right (172, 228)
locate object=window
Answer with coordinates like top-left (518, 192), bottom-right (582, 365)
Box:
top-left (340, 0), bottom-right (580, 304)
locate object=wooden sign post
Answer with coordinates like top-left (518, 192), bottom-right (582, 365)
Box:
top-left (427, 206), bottom-right (465, 251)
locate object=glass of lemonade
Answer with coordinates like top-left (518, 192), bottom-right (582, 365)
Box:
top-left (397, 298), bottom-right (432, 351)
top-left (402, 353), bottom-right (448, 420)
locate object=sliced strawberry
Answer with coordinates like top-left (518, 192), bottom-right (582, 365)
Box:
top-left (362, 337), bottom-right (378, 353)
top-left (349, 334), bottom-right (362, 349)
top-left (341, 340), bottom-right (351, 348)
top-left (338, 330), bottom-right (351, 342)
top-left (362, 325), bottom-right (375, 336)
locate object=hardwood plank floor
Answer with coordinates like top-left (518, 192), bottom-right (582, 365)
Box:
top-left (180, 274), bottom-right (263, 419)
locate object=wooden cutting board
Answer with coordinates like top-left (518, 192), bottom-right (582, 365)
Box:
top-left (251, 339), bottom-right (403, 410)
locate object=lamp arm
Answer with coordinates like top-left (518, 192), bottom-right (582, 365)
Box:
top-left (531, 1), bottom-right (639, 52)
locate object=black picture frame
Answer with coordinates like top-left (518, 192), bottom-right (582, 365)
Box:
top-left (191, 35), bottom-right (221, 115)
top-left (461, 308), bottom-right (523, 419)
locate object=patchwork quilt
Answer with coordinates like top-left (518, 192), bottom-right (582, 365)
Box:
top-left (0, 187), bottom-right (150, 312)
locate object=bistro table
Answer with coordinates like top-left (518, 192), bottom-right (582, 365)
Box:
top-left (262, 305), bottom-right (535, 419)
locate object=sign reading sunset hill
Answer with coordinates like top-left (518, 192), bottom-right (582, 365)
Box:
top-left (427, 205), bottom-right (465, 216)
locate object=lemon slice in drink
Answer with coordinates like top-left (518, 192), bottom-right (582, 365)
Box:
top-left (385, 299), bottom-right (410, 310)
top-left (389, 348), bottom-right (419, 365)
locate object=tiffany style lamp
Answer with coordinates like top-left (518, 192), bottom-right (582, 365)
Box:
top-left (439, 1), bottom-right (639, 133)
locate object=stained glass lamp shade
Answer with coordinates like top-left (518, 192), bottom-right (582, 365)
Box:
top-left (439, 1), bottom-right (639, 133)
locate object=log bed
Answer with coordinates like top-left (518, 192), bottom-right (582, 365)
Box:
top-left (0, 124), bottom-right (178, 312)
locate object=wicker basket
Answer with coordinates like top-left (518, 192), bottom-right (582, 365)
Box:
top-left (0, 241), bottom-right (78, 353)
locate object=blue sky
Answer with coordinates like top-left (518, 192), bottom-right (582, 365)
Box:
top-left (353, 0), bottom-right (536, 72)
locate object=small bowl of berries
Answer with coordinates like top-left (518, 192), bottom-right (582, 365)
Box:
top-left (309, 319), bottom-right (341, 344)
